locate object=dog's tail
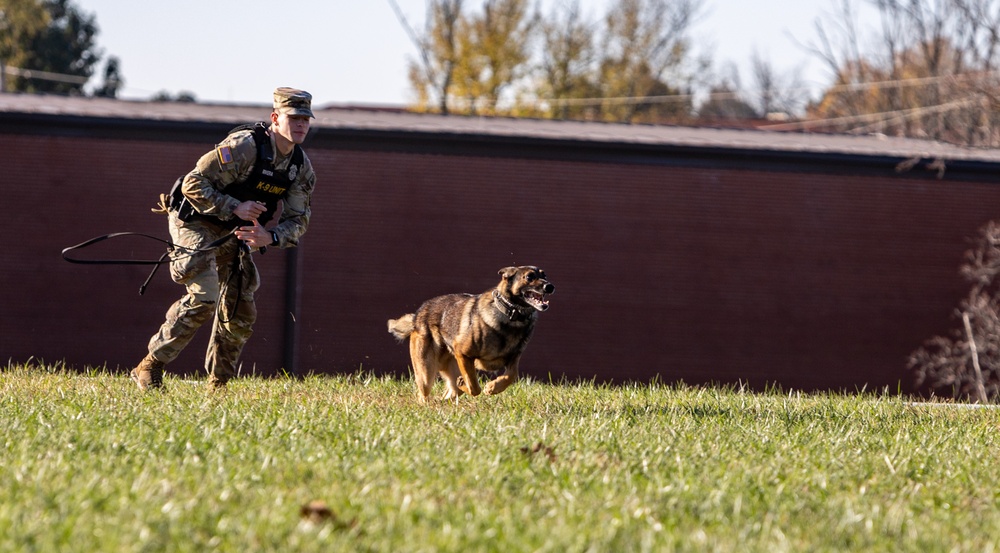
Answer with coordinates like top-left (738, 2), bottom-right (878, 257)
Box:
top-left (387, 314), bottom-right (415, 342)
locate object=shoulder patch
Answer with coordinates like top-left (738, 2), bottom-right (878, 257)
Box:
top-left (216, 145), bottom-right (234, 165)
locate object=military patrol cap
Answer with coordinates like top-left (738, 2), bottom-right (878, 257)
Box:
top-left (273, 87), bottom-right (314, 118)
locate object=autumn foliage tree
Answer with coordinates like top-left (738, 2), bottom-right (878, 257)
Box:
top-left (804, 0), bottom-right (1000, 146)
top-left (403, 0), bottom-right (703, 123)
top-left (404, 0), bottom-right (537, 115)
top-left (593, 0), bottom-right (700, 123)
top-left (534, 0), bottom-right (598, 120)
top-left (452, 0), bottom-right (537, 114)
top-left (402, 0), bottom-right (464, 114)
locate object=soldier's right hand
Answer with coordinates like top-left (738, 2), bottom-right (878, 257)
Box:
top-left (234, 200), bottom-right (267, 221)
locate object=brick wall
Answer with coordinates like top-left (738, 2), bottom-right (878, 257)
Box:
top-left (3, 122), bottom-right (994, 393)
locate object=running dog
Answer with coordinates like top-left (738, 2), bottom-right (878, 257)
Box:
top-left (387, 266), bottom-right (554, 402)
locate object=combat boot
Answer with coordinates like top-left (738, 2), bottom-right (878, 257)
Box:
top-left (130, 354), bottom-right (165, 391)
top-left (207, 377), bottom-right (228, 391)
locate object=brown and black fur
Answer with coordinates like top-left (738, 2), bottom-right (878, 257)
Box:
top-left (387, 266), bottom-right (554, 401)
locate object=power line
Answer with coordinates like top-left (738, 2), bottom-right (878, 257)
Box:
top-left (1, 65), bottom-right (89, 86)
top-left (759, 96), bottom-right (981, 132)
top-left (438, 70), bottom-right (998, 115)
top-left (527, 71), bottom-right (998, 109)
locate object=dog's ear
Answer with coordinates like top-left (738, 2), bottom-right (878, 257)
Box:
top-left (498, 266), bottom-right (518, 281)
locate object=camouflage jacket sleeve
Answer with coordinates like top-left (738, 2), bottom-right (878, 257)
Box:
top-left (180, 129), bottom-right (257, 221)
top-left (272, 151), bottom-right (316, 248)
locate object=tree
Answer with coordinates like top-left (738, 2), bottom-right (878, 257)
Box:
top-left (151, 90), bottom-right (196, 103)
top-left (535, 0), bottom-right (598, 120)
top-left (910, 221), bottom-right (1000, 401)
top-left (595, 0), bottom-right (700, 123)
top-left (0, 0), bottom-right (102, 94)
top-left (90, 54), bottom-right (122, 98)
top-left (0, 0), bottom-right (49, 91)
top-left (697, 82), bottom-right (759, 121)
top-left (451, 0), bottom-right (537, 115)
top-left (400, 0), bottom-right (704, 122)
top-left (802, 0), bottom-right (888, 126)
top-left (803, 0), bottom-right (1000, 146)
top-left (747, 51), bottom-right (807, 118)
top-left (533, 0), bottom-right (706, 123)
top-left (403, 0), bottom-right (536, 116)
top-left (401, 0), bottom-right (465, 114)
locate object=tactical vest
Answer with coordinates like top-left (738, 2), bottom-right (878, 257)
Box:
top-left (168, 122), bottom-right (304, 229)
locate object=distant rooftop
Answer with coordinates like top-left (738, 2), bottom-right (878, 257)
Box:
top-left (4, 92), bottom-right (1000, 163)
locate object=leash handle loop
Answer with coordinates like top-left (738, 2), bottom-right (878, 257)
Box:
top-left (62, 231), bottom-right (239, 295)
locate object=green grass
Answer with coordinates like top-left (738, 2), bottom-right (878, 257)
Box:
top-left (2, 364), bottom-right (1000, 552)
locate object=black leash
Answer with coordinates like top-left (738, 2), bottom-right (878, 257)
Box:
top-left (216, 245), bottom-right (254, 324)
top-left (62, 231), bottom-right (239, 295)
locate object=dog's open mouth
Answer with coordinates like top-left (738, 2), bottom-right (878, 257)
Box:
top-left (524, 290), bottom-right (550, 311)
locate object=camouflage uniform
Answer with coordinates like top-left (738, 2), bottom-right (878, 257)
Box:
top-left (139, 88), bottom-right (317, 388)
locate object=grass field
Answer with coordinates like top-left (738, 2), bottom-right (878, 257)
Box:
top-left (2, 363), bottom-right (1000, 552)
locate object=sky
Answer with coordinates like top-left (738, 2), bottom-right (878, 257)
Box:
top-left (71, 0), bottom-right (876, 108)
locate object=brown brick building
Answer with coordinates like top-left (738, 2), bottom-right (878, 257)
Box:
top-left (4, 93), bottom-right (999, 393)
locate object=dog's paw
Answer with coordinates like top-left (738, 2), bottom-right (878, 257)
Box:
top-left (456, 375), bottom-right (482, 396)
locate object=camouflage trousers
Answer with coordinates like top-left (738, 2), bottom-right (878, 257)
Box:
top-left (146, 213), bottom-right (260, 384)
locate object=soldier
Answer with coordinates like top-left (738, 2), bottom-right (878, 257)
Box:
top-left (130, 87), bottom-right (318, 391)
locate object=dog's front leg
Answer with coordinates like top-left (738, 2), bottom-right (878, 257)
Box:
top-left (483, 359), bottom-right (520, 396)
top-left (454, 354), bottom-right (482, 396)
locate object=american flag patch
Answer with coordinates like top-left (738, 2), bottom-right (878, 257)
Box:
top-left (217, 146), bottom-right (234, 165)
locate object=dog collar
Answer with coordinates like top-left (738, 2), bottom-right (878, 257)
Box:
top-left (492, 289), bottom-right (532, 322)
